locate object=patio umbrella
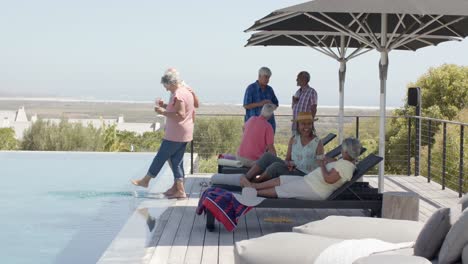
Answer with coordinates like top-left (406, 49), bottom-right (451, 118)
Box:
top-left (245, 0), bottom-right (468, 192)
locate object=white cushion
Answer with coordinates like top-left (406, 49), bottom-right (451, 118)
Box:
top-left (353, 255), bottom-right (431, 264)
top-left (234, 232), bottom-right (341, 264)
top-left (293, 216), bottom-right (424, 243)
top-left (217, 158), bottom-right (243, 167)
top-left (211, 173), bottom-right (242, 186)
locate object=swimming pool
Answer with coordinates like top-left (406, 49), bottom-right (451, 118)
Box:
top-left (0, 151), bottom-right (177, 264)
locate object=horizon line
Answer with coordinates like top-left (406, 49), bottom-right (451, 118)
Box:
top-left (0, 96), bottom-right (401, 109)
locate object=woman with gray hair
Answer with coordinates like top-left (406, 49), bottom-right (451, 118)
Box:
top-left (242, 137), bottom-right (362, 200)
top-left (132, 70), bottom-right (195, 199)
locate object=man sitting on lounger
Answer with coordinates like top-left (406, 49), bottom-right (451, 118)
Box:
top-left (236, 103), bottom-right (277, 167)
top-left (241, 137), bottom-right (361, 200)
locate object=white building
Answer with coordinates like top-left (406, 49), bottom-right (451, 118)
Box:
top-left (0, 107), bottom-right (163, 139)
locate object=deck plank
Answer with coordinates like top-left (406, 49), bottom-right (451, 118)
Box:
top-left (148, 178), bottom-right (197, 264)
top-left (244, 209), bottom-right (263, 239)
top-left (167, 178), bottom-right (203, 264)
top-left (218, 227), bottom-right (235, 264)
top-left (183, 191), bottom-right (209, 263)
top-left (147, 174), bottom-right (463, 264)
top-left (201, 222), bottom-right (219, 264)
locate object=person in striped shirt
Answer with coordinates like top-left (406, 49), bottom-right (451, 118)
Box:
top-left (292, 71), bottom-right (318, 133)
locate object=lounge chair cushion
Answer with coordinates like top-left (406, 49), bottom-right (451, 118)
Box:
top-left (211, 173), bottom-right (242, 186)
top-left (293, 216), bottom-right (424, 243)
top-left (234, 232), bottom-right (341, 264)
top-left (217, 158), bottom-right (243, 167)
top-left (413, 208), bottom-right (451, 260)
top-left (438, 208), bottom-right (468, 264)
top-left (353, 255), bottom-right (431, 264)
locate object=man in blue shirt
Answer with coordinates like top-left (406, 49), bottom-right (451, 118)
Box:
top-left (243, 67), bottom-right (279, 132)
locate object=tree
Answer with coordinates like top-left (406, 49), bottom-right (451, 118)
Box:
top-left (22, 119), bottom-right (105, 151)
top-left (410, 64), bottom-right (468, 120)
top-left (140, 131), bottom-right (165, 152)
top-left (419, 109), bottom-right (468, 193)
top-left (0, 128), bottom-right (18, 150)
top-left (386, 64), bottom-right (468, 174)
top-left (193, 116), bottom-right (243, 159)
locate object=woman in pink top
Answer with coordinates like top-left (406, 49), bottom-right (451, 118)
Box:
top-left (132, 70), bottom-right (195, 199)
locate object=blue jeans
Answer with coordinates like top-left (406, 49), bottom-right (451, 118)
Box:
top-left (147, 139), bottom-right (188, 180)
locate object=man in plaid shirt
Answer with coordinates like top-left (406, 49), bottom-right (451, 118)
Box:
top-left (292, 71), bottom-right (318, 133)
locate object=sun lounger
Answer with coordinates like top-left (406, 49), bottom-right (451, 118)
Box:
top-left (211, 145), bottom-right (367, 192)
top-left (218, 133), bottom-right (337, 174)
top-left (206, 153), bottom-right (383, 231)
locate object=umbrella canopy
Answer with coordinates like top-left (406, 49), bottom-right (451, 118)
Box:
top-left (245, 0), bottom-right (468, 192)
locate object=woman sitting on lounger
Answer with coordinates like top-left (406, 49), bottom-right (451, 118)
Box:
top-left (242, 137), bottom-right (361, 200)
top-left (240, 112), bottom-right (323, 186)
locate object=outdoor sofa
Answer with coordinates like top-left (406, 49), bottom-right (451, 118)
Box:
top-left (234, 199), bottom-right (468, 264)
top-left (206, 153), bottom-right (383, 231)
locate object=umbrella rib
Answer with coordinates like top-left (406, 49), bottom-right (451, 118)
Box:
top-left (346, 13), bottom-right (365, 28)
top-left (344, 13), bottom-right (369, 55)
top-left (349, 13), bottom-right (381, 48)
top-left (257, 11), bottom-right (296, 24)
top-left (343, 35), bottom-right (353, 55)
top-left (304, 12), bottom-right (376, 48)
top-left (346, 47), bottom-right (372, 60)
top-left (315, 35), bottom-right (340, 57)
top-left (385, 18), bottom-right (422, 50)
top-left (413, 38), bottom-right (435, 47)
top-left (246, 34), bottom-right (280, 47)
top-left (386, 14), bottom-right (407, 50)
top-left (389, 14), bottom-right (444, 49)
top-left (247, 30), bottom-right (350, 36)
top-left (248, 33), bottom-right (277, 42)
top-left (409, 14), bottom-right (423, 25)
top-left (319, 12), bottom-right (375, 46)
top-left (428, 15), bottom-right (464, 38)
top-left (391, 16), bottom-right (465, 49)
top-left (245, 12), bottom-right (302, 32)
top-left (306, 35), bottom-right (340, 59)
top-left (286, 35), bottom-right (339, 59)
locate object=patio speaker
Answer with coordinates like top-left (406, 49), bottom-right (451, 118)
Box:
top-left (408, 87), bottom-right (421, 106)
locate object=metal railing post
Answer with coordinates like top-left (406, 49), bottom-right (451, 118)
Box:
top-left (427, 120), bottom-right (432, 183)
top-left (415, 116), bottom-right (420, 176)
top-left (190, 140), bottom-right (194, 174)
top-left (407, 117), bottom-right (412, 176)
top-left (442, 122), bottom-right (447, 190)
top-left (459, 125), bottom-right (464, 197)
top-left (355, 116), bottom-right (360, 139)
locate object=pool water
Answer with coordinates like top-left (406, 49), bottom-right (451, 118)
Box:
top-left (0, 151), bottom-right (174, 264)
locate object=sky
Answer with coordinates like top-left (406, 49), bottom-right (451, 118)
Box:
top-left (1, 0), bottom-right (467, 107)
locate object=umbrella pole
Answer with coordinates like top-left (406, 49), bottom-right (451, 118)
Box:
top-left (338, 61), bottom-right (345, 144)
top-left (378, 14), bottom-right (388, 193)
top-left (338, 36), bottom-right (346, 144)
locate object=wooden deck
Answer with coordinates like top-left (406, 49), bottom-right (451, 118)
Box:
top-left (145, 174), bottom-right (462, 264)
